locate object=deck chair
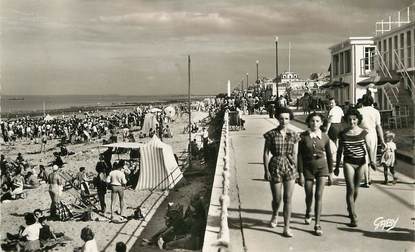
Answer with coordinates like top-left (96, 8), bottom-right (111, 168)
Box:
top-left (79, 182), bottom-right (99, 210)
top-left (59, 171), bottom-right (77, 191)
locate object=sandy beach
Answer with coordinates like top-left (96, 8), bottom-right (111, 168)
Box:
top-left (1, 105), bottom-right (211, 251)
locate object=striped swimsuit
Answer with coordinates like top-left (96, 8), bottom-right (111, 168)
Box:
top-left (340, 130), bottom-right (368, 165)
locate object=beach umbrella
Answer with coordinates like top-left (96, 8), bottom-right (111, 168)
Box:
top-left (164, 106), bottom-right (176, 118)
top-left (148, 108), bottom-right (162, 113)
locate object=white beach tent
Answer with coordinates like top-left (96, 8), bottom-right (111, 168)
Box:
top-left (141, 113), bottom-right (158, 135)
top-left (44, 114), bottom-right (54, 121)
top-left (136, 135), bottom-right (183, 190)
top-left (164, 106), bottom-right (176, 119)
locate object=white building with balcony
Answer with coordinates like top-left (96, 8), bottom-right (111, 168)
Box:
top-left (328, 37), bottom-right (375, 105)
top-left (357, 5), bottom-right (414, 118)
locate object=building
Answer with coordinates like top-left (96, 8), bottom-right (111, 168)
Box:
top-left (363, 5), bottom-right (415, 114)
top-left (327, 4), bottom-right (414, 120)
top-left (328, 37), bottom-right (375, 105)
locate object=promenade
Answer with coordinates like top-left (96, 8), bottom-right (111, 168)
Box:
top-left (226, 114), bottom-right (414, 252)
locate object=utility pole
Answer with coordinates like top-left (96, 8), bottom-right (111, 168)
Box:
top-left (275, 36), bottom-right (279, 99)
top-left (188, 55), bottom-right (192, 169)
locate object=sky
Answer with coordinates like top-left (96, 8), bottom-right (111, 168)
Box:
top-left (1, 0), bottom-right (413, 96)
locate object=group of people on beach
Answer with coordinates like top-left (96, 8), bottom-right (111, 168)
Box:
top-left (0, 104), bottom-right (190, 147)
top-left (262, 92), bottom-right (396, 237)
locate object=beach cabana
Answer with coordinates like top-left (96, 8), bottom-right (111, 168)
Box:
top-left (164, 106), bottom-right (176, 118)
top-left (44, 114), bottom-right (54, 121)
top-left (135, 135), bottom-right (183, 190)
top-left (141, 113), bottom-right (158, 135)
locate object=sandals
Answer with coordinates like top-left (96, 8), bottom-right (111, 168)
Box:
top-left (314, 225), bottom-right (323, 236)
top-left (270, 215), bottom-right (278, 228)
top-left (304, 215), bottom-right (312, 225)
top-left (282, 229), bottom-right (293, 238)
top-left (349, 218), bottom-right (358, 227)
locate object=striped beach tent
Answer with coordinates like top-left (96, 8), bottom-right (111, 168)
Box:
top-left (135, 135), bottom-right (183, 190)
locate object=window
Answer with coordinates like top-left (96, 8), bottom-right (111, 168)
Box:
top-left (333, 54), bottom-right (339, 76)
top-left (364, 47), bottom-right (375, 72)
top-left (407, 30), bottom-right (412, 68)
top-left (345, 50), bottom-right (351, 73)
top-left (388, 37), bottom-right (392, 68)
top-left (340, 52), bottom-right (344, 74)
top-left (394, 35), bottom-right (398, 70)
top-left (400, 33), bottom-right (405, 64)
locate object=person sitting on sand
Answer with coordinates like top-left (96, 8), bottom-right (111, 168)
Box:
top-left (189, 139), bottom-right (199, 159)
top-left (20, 213), bottom-right (42, 252)
top-left (10, 167), bottom-right (25, 199)
top-left (16, 153), bottom-right (25, 164)
top-left (80, 226), bottom-right (98, 252)
top-left (33, 209), bottom-right (44, 222)
top-left (24, 169), bottom-right (40, 189)
top-left (39, 216), bottom-right (64, 242)
top-left (116, 241), bottom-right (127, 252)
top-left (37, 165), bottom-right (49, 183)
top-left (50, 152), bottom-right (64, 168)
top-left (144, 195), bottom-right (207, 250)
top-left (60, 145), bottom-right (74, 156)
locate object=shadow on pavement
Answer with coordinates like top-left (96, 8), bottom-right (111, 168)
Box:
top-left (337, 227), bottom-right (415, 242)
top-left (247, 162), bottom-right (264, 165)
top-left (252, 178), bottom-right (267, 182)
top-left (228, 216), bottom-right (317, 237)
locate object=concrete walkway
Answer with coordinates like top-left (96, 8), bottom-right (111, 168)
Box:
top-left (227, 114), bottom-right (414, 252)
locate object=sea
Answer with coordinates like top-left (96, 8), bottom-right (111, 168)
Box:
top-left (1, 95), bottom-right (192, 115)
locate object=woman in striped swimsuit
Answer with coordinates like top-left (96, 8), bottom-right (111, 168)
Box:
top-left (334, 108), bottom-right (376, 227)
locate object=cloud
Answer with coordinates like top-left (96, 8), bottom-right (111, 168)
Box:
top-left (96, 11), bottom-right (231, 28)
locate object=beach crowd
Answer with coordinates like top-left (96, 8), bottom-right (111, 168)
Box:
top-left (0, 99), bottom-right (223, 252)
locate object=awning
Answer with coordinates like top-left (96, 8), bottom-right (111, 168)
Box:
top-left (357, 71), bottom-right (401, 86)
top-left (102, 142), bottom-right (144, 149)
top-left (319, 80), bottom-right (349, 89)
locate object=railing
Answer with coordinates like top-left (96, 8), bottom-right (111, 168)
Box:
top-left (374, 48), bottom-right (400, 110)
top-left (203, 110), bottom-right (231, 252)
top-left (393, 48), bottom-right (415, 98)
top-left (375, 4), bottom-right (415, 35)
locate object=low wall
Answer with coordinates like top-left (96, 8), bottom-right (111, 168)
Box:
top-left (202, 111), bottom-right (230, 252)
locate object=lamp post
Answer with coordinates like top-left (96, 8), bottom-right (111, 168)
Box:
top-left (256, 60), bottom-right (259, 84)
top-left (275, 36), bottom-right (279, 98)
top-left (246, 73), bottom-right (249, 91)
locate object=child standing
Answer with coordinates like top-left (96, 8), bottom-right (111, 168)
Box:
top-left (381, 131), bottom-right (397, 185)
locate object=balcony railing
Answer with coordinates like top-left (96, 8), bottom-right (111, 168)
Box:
top-left (375, 4), bottom-right (415, 35)
top-left (361, 45), bottom-right (415, 74)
